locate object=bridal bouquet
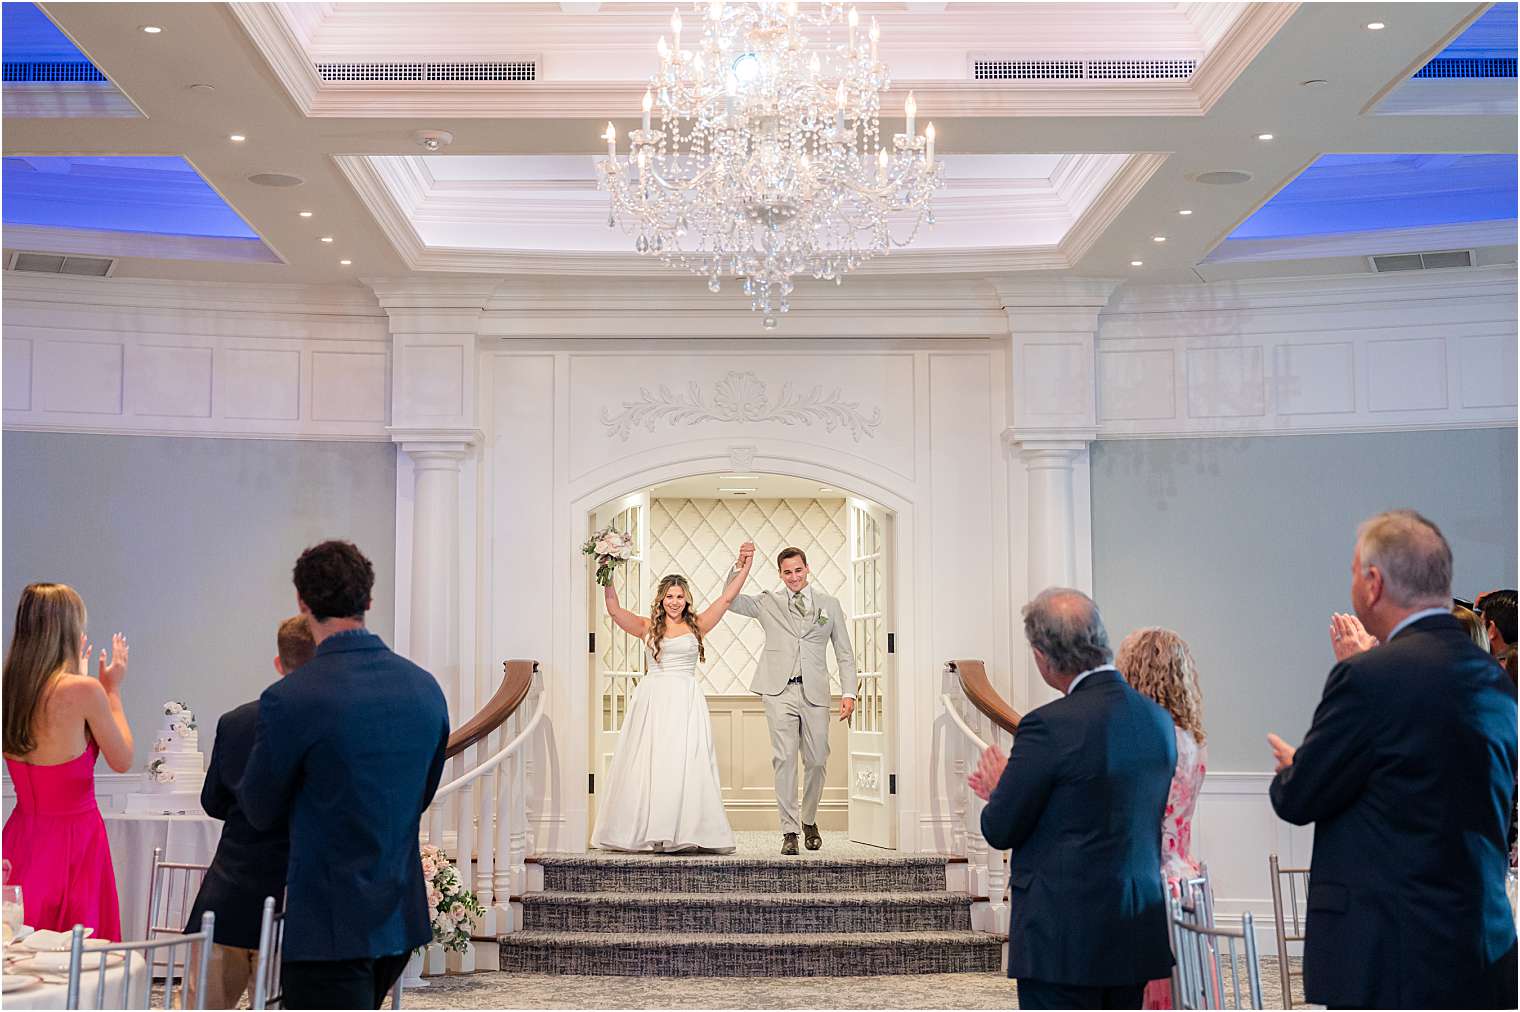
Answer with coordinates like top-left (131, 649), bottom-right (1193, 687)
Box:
top-left (419, 843), bottom-right (484, 955)
top-left (582, 525), bottom-right (635, 587)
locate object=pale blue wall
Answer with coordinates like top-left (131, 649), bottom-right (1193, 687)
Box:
top-left (2, 431), bottom-right (397, 766)
top-left (1091, 426), bottom-right (1518, 771)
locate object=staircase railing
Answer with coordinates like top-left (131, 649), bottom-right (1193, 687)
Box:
top-left (941, 659), bottom-right (1021, 933)
top-left (420, 660), bottom-right (546, 971)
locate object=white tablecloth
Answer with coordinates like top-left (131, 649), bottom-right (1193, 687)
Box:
top-left (3, 951), bottom-right (148, 1010)
top-left (102, 813), bottom-right (222, 942)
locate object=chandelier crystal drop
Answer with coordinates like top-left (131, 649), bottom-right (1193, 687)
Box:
top-left (598, 1), bottom-right (943, 321)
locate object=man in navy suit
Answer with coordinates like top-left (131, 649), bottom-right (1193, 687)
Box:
top-left (1269, 511), bottom-right (1517, 1009)
top-left (239, 541), bottom-right (450, 1009)
top-left (186, 615), bottom-right (314, 1009)
top-left (970, 588), bottom-right (1176, 1010)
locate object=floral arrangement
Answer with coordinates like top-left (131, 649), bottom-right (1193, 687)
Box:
top-left (420, 843), bottom-right (484, 954)
top-left (146, 757), bottom-right (176, 784)
top-left (163, 701), bottom-right (197, 731)
top-left (582, 526), bottom-right (635, 587)
top-left (814, 611), bottom-right (829, 627)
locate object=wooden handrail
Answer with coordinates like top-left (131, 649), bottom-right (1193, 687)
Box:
top-left (948, 659), bottom-right (1022, 735)
top-left (445, 660), bottom-right (538, 758)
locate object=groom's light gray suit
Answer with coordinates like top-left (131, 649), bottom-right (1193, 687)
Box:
top-left (730, 586), bottom-right (856, 835)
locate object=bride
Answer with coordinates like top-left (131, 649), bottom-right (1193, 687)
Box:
top-left (591, 541), bottom-right (756, 853)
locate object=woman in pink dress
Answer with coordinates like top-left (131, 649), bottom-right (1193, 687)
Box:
top-left (1118, 627), bottom-right (1208, 1011)
top-left (2, 583), bottom-right (134, 940)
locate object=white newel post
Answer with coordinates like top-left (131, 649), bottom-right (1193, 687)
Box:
top-left (996, 277), bottom-right (1117, 709)
top-left (372, 277), bottom-right (499, 978)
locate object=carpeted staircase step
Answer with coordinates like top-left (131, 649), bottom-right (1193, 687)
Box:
top-left (536, 854), bottom-right (949, 893)
top-left (498, 929), bottom-right (1005, 977)
top-left (522, 890), bottom-right (973, 933)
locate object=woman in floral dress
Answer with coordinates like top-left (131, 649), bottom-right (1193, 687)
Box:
top-left (1118, 627), bottom-right (1208, 1011)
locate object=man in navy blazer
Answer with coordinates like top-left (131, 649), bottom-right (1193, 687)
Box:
top-left (185, 616), bottom-right (314, 1008)
top-left (239, 541), bottom-right (450, 1009)
top-left (970, 588), bottom-right (1176, 1010)
top-left (1269, 511), bottom-right (1517, 1009)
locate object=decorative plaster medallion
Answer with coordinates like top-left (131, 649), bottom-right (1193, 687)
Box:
top-left (601, 371), bottom-right (882, 443)
top-left (855, 766), bottom-right (880, 793)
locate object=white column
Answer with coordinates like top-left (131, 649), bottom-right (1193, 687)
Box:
top-left (996, 277), bottom-right (1117, 708)
top-left (398, 436), bottom-right (475, 723)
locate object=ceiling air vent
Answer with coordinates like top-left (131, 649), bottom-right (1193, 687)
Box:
top-left (2, 61), bottom-right (109, 83)
top-left (315, 60), bottom-right (537, 83)
top-left (7, 252), bottom-right (116, 277)
top-left (1369, 250), bottom-right (1474, 273)
top-left (971, 56), bottom-right (1196, 81)
top-left (1413, 57), bottom-right (1517, 80)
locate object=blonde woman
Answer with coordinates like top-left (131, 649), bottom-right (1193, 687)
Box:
top-left (2, 583), bottom-right (132, 939)
top-left (591, 542), bottom-right (755, 853)
top-left (1118, 627), bottom-right (1207, 1011)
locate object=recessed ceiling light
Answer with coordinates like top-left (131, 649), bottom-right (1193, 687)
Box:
top-left (141, 25), bottom-right (162, 34)
top-left (719, 487), bottom-right (757, 494)
top-left (1130, 260), bottom-right (1144, 267)
top-left (229, 134), bottom-right (246, 142)
top-left (819, 486), bottom-right (836, 492)
top-left (1178, 209), bottom-right (1193, 216)
top-left (339, 259), bottom-right (352, 266)
top-left (1257, 133), bottom-right (1274, 141)
top-left (298, 210), bottom-right (313, 218)
top-left (320, 236), bottom-right (334, 243)
top-left (720, 475), bottom-right (758, 480)
top-left (1152, 235), bottom-right (1167, 243)
top-left (1366, 21), bottom-right (1385, 31)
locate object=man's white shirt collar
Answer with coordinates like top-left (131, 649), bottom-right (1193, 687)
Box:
top-left (785, 584), bottom-right (814, 611)
top-left (1386, 606), bottom-right (1451, 642)
top-left (1066, 664), bottom-right (1118, 696)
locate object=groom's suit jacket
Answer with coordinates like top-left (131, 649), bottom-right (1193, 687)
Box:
top-left (731, 589), bottom-right (856, 706)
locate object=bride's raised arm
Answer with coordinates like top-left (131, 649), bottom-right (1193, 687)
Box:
top-left (604, 584), bottom-right (650, 639)
top-left (698, 541), bottom-right (755, 634)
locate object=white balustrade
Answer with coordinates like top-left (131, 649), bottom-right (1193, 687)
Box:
top-left (940, 662), bottom-right (1011, 935)
top-left (419, 664), bottom-right (548, 974)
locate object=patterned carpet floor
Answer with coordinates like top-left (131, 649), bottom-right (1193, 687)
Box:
top-left (400, 956), bottom-right (1309, 1009)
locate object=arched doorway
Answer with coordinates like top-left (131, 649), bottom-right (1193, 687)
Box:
top-left (584, 471), bottom-right (898, 848)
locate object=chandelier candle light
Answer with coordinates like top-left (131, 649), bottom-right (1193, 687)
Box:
top-left (599, 1), bottom-right (943, 327)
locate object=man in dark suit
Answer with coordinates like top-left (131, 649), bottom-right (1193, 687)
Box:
top-left (1269, 510), bottom-right (1518, 1009)
top-left (186, 616), bottom-right (315, 1009)
top-left (239, 541), bottom-right (450, 1010)
top-left (969, 588), bottom-right (1176, 1010)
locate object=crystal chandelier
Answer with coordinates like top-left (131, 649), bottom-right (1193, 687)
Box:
top-left (598, 1), bottom-right (943, 326)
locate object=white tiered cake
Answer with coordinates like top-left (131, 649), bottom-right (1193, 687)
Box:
top-left (124, 701), bottom-right (207, 814)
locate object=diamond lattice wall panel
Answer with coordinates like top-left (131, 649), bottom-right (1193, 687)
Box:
top-left (648, 498), bottom-right (851, 696)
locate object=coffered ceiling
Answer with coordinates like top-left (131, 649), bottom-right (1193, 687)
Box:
top-left (2, 1), bottom-right (1513, 290)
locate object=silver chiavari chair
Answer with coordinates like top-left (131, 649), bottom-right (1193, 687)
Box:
top-left (145, 846), bottom-right (209, 941)
top-left (66, 911), bottom-right (214, 1010)
top-left (1170, 880), bottom-right (1265, 1010)
top-left (1268, 853), bottom-right (1310, 1009)
top-left (250, 897), bottom-right (405, 1009)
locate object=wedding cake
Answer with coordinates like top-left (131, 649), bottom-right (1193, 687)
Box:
top-left (123, 701), bottom-right (207, 814)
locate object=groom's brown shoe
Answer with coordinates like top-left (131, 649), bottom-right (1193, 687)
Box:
top-left (803, 823), bottom-right (822, 850)
top-left (781, 833), bottom-right (799, 855)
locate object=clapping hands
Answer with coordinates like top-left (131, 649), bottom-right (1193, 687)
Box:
top-left (1330, 612), bottom-right (1378, 661)
top-left (967, 744), bottom-right (1008, 801)
top-left (82, 632), bottom-right (129, 693)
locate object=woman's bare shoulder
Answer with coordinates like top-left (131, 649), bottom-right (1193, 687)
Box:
top-left (49, 674), bottom-right (105, 704)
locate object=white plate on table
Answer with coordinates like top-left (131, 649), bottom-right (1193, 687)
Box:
top-left (19, 949), bottom-right (123, 973)
top-left (2, 971), bottom-right (44, 994)
top-left (16, 928), bottom-right (94, 952)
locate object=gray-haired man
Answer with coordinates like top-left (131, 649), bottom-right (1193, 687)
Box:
top-left (730, 545), bottom-right (856, 855)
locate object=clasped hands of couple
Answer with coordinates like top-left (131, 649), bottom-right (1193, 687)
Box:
top-left (963, 612), bottom-right (1381, 800)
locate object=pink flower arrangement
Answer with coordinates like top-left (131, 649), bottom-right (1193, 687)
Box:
top-left (418, 843), bottom-right (485, 954)
top-left (582, 525), bottom-right (636, 587)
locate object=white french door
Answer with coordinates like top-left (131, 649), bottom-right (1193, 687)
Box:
top-left (846, 500), bottom-right (895, 848)
top-left (589, 491), bottom-right (648, 831)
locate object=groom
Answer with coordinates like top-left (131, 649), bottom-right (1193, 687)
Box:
top-left (731, 544), bottom-right (857, 855)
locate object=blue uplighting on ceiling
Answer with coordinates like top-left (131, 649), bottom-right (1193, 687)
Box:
top-left (1, 3), bottom-right (100, 65)
top-left (2, 157), bottom-right (262, 240)
top-left (1227, 154), bottom-right (1518, 240)
top-left (1416, 5), bottom-right (1518, 79)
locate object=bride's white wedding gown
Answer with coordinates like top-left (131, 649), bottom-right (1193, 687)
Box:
top-left (590, 632), bottom-right (736, 853)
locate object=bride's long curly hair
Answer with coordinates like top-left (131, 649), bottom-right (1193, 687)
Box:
top-left (648, 574), bottom-right (705, 665)
top-left (1117, 627), bottom-right (1206, 744)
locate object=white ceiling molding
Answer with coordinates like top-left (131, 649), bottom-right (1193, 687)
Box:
top-left (233, 2), bottom-right (1283, 120)
top-left (1204, 220), bottom-right (1516, 264)
top-left (2, 225), bottom-right (282, 264)
top-left (0, 271), bottom-right (384, 319)
top-left (1372, 79), bottom-right (1518, 117)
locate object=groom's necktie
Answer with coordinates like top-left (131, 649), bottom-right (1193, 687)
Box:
top-left (792, 590), bottom-right (807, 617)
